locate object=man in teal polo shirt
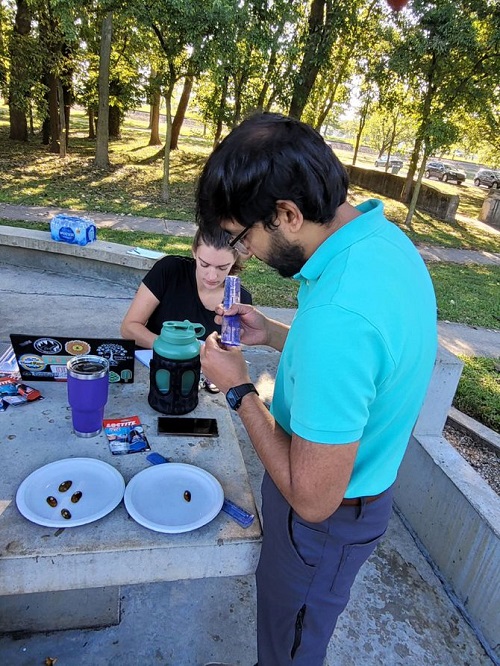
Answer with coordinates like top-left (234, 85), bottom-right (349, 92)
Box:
top-left (198, 113), bottom-right (437, 666)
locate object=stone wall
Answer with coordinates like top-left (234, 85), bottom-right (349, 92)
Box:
top-left (346, 165), bottom-right (459, 222)
top-left (479, 189), bottom-right (500, 229)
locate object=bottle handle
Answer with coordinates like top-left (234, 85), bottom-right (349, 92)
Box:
top-left (193, 323), bottom-right (205, 338)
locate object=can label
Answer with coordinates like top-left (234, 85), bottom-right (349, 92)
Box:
top-left (221, 276), bottom-right (241, 346)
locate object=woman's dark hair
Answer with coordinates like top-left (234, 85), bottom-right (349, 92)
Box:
top-left (196, 112), bottom-right (349, 232)
top-left (191, 226), bottom-right (243, 274)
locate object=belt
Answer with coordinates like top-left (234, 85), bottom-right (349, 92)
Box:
top-left (340, 490), bottom-right (386, 506)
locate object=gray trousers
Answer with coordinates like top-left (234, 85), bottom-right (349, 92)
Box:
top-left (256, 472), bottom-right (394, 666)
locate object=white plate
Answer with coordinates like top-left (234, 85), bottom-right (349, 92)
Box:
top-left (124, 463), bottom-right (224, 533)
top-left (16, 458), bottom-right (125, 528)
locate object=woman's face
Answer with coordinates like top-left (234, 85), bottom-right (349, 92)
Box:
top-left (193, 242), bottom-right (236, 290)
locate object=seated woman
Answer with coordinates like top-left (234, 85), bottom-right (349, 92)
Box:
top-left (121, 226), bottom-right (252, 350)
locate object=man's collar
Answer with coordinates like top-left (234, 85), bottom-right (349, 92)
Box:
top-left (295, 199), bottom-right (385, 282)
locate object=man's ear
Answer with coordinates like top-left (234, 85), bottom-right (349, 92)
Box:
top-left (275, 200), bottom-right (304, 233)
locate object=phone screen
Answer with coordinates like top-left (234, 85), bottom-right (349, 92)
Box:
top-left (157, 417), bottom-right (219, 437)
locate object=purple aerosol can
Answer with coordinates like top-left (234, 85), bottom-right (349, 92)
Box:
top-left (221, 276), bottom-right (241, 346)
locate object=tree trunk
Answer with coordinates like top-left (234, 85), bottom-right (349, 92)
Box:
top-left (8, 0), bottom-right (31, 141)
top-left (41, 74), bottom-right (50, 144)
top-left (161, 87), bottom-right (174, 202)
top-left (62, 73), bottom-right (72, 148)
top-left (42, 118), bottom-right (50, 144)
top-left (170, 72), bottom-right (193, 149)
top-left (352, 102), bottom-right (369, 166)
top-left (402, 133), bottom-right (423, 203)
top-left (213, 74), bottom-right (229, 147)
top-left (94, 11), bottom-right (113, 168)
top-left (109, 105), bottom-right (121, 138)
top-left (0, 8), bottom-right (7, 92)
top-left (384, 118), bottom-right (398, 173)
top-left (402, 63), bottom-right (436, 203)
top-left (315, 55), bottom-right (349, 130)
top-left (88, 107), bottom-right (96, 139)
top-left (149, 94), bottom-right (162, 145)
top-left (29, 102), bottom-right (34, 134)
top-left (404, 146), bottom-right (430, 228)
top-left (289, 0), bottom-right (334, 119)
top-left (233, 74), bottom-right (244, 127)
top-left (58, 80), bottom-right (67, 158)
top-left (256, 48), bottom-right (277, 111)
top-left (48, 73), bottom-right (59, 153)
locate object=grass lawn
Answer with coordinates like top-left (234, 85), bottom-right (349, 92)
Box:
top-left (454, 357), bottom-right (500, 432)
top-left (1, 105), bottom-right (499, 254)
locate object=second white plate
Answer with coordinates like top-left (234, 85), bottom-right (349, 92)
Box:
top-left (124, 463), bottom-right (224, 533)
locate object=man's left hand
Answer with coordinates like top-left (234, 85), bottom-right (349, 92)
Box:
top-left (201, 332), bottom-right (251, 394)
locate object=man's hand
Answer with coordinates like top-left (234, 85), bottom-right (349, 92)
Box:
top-left (214, 303), bottom-right (271, 347)
top-left (201, 332), bottom-right (251, 394)
top-left (214, 303), bottom-right (290, 351)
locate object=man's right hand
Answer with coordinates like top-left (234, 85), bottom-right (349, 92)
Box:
top-left (215, 304), bottom-right (289, 351)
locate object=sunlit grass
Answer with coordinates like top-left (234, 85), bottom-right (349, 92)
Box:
top-left (454, 356), bottom-right (500, 432)
top-left (0, 104), bottom-right (498, 250)
top-left (347, 186), bottom-right (500, 253)
top-left (428, 263), bottom-right (500, 329)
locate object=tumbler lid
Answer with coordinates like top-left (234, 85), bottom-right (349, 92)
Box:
top-left (67, 355), bottom-right (109, 379)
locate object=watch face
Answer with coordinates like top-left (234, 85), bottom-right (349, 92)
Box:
top-left (226, 384), bottom-right (257, 410)
top-left (226, 388), bottom-right (240, 410)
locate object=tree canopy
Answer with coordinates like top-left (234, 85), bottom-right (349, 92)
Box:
top-left (1, 0), bottom-right (499, 201)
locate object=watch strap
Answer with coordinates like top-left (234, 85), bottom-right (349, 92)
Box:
top-left (226, 383), bottom-right (259, 410)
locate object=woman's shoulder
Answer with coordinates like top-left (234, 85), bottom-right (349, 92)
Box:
top-left (143, 255), bottom-right (194, 291)
top-left (148, 254), bottom-right (194, 274)
top-left (155, 254), bottom-right (193, 267)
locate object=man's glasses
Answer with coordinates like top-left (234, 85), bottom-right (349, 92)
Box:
top-left (227, 227), bottom-right (251, 255)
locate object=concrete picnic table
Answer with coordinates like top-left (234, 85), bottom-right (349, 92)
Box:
top-left (0, 363), bottom-right (261, 631)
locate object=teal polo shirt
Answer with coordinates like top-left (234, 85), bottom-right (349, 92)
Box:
top-left (270, 199), bottom-right (437, 497)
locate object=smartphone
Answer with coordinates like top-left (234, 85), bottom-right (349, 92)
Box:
top-left (157, 417), bottom-right (219, 437)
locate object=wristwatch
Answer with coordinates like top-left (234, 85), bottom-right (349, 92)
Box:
top-left (226, 383), bottom-right (259, 411)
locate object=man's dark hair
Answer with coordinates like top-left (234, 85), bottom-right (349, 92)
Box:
top-left (196, 112), bottom-right (349, 232)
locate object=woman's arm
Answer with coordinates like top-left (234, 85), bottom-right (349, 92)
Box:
top-left (120, 283), bottom-right (161, 349)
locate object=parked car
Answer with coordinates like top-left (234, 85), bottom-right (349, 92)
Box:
top-left (374, 155), bottom-right (404, 168)
top-left (473, 168), bottom-right (500, 189)
top-left (424, 161), bottom-right (466, 185)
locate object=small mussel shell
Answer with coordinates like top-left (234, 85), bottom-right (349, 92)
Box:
top-left (46, 496), bottom-right (58, 508)
top-left (58, 480), bottom-right (72, 492)
top-left (60, 508), bottom-right (72, 520)
top-left (71, 491), bottom-right (83, 504)
top-left (183, 490), bottom-right (192, 502)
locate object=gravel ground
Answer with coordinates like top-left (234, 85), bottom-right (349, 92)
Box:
top-left (443, 424), bottom-right (500, 496)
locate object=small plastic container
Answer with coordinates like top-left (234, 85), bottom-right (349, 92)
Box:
top-left (50, 215), bottom-right (97, 246)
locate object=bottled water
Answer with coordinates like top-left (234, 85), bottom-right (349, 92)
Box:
top-left (50, 215), bottom-right (97, 246)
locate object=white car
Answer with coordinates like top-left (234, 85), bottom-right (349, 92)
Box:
top-left (374, 155), bottom-right (404, 168)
